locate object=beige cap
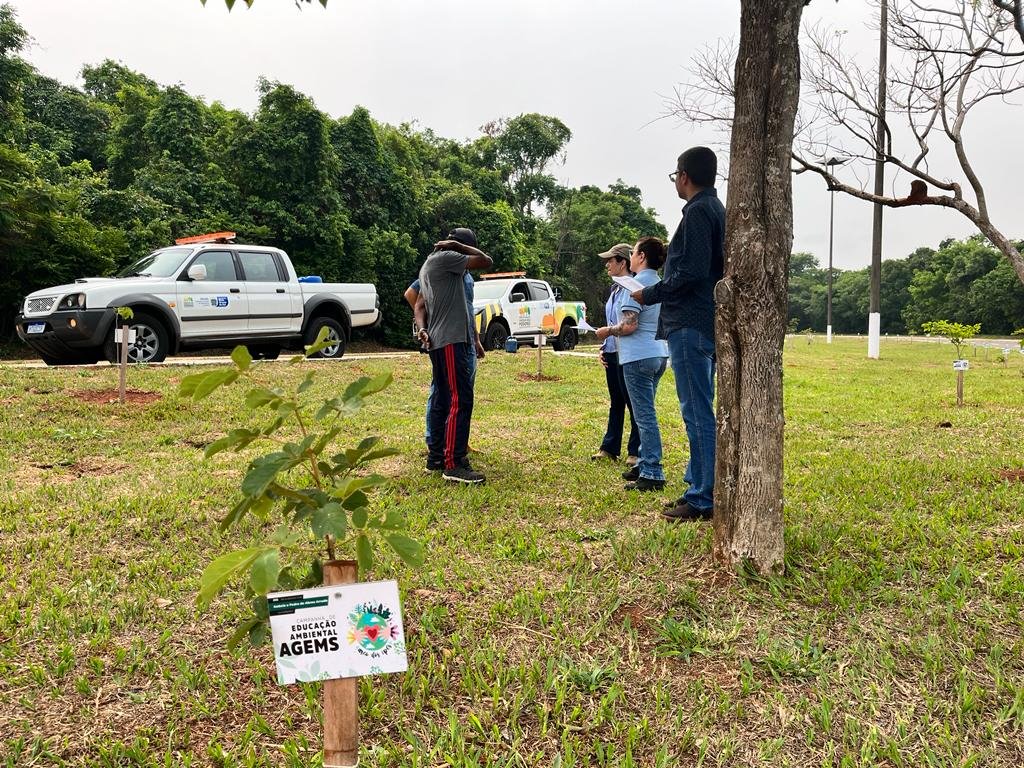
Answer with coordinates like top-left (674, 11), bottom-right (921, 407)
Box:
top-left (598, 243), bottom-right (632, 261)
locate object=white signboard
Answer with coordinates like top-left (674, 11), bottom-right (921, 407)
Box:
top-left (953, 359), bottom-right (969, 371)
top-left (535, 333), bottom-right (546, 346)
top-left (268, 579), bottom-right (407, 684)
top-left (114, 328), bottom-right (137, 344)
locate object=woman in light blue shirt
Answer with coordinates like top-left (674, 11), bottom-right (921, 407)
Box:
top-left (592, 243), bottom-right (640, 464)
top-left (596, 237), bottom-right (669, 491)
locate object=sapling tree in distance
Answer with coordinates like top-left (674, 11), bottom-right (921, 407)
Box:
top-left (921, 319), bottom-right (981, 360)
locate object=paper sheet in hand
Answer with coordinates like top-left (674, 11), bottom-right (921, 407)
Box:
top-left (612, 275), bottom-right (645, 293)
top-left (575, 317), bottom-right (597, 333)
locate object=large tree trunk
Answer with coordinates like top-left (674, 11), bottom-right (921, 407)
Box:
top-left (713, 0), bottom-right (805, 575)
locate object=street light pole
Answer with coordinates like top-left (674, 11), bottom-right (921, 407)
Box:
top-left (868, 0), bottom-right (888, 359)
top-left (824, 156), bottom-right (847, 343)
top-left (828, 184), bottom-right (835, 343)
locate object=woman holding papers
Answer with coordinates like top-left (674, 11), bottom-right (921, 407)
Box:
top-left (591, 243), bottom-right (640, 465)
top-left (596, 238), bottom-right (669, 491)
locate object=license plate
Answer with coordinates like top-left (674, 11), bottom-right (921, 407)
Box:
top-left (26, 323), bottom-right (46, 334)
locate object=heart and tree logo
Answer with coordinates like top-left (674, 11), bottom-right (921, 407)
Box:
top-left (347, 602), bottom-right (400, 657)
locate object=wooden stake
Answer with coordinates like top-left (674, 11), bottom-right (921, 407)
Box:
top-left (537, 342), bottom-right (542, 379)
top-left (956, 369), bottom-right (964, 407)
top-left (322, 559), bottom-right (359, 767)
top-left (119, 323), bottom-right (129, 403)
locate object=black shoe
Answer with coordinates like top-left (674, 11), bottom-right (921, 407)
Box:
top-left (663, 496), bottom-right (686, 511)
top-left (425, 459), bottom-right (443, 473)
top-left (621, 466), bottom-right (640, 481)
top-left (662, 502), bottom-right (713, 523)
top-left (442, 464), bottom-right (486, 484)
top-left (625, 476), bottom-right (666, 492)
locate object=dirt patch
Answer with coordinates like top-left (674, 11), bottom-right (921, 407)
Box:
top-left (613, 602), bottom-right (649, 628)
top-left (515, 372), bottom-right (562, 383)
top-left (72, 389), bottom-right (162, 405)
top-left (998, 469), bottom-right (1024, 482)
top-left (29, 456), bottom-right (129, 477)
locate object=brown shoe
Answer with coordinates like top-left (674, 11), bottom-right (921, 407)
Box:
top-left (591, 450), bottom-right (618, 461)
top-left (662, 502), bottom-right (713, 523)
top-left (625, 455), bottom-right (639, 467)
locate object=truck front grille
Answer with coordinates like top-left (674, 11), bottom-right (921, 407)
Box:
top-left (26, 297), bottom-right (57, 314)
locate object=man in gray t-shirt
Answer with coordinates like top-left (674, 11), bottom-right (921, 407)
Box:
top-left (414, 227), bottom-right (493, 484)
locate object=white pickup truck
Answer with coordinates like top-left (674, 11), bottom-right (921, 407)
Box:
top-left (15, 234), bottom-right (380, 365)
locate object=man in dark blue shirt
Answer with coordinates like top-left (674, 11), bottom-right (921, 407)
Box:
top-left (632, 146), bottom-right (725, 522)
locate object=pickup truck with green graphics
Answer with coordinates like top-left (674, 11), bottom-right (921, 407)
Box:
top-left (472, 272), bottom-right (585, 351)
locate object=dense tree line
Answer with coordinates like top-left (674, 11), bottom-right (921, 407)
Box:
top-left (0, 5), bottom-right (665, 345)
top-left (788, 235), bottom-right (1024, 336)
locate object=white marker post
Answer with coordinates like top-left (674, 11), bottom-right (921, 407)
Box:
top-left (268, 573), bottom-right (408, 767)
top-left (114, 325), bottom-right (136, 403)
top-left (953, 359), bottom-right (968, 406)
top-left (535, 333), bottom-right (546, 378)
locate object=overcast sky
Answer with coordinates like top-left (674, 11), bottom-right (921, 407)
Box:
top-left (10, 0), bottom-right (1023, 270)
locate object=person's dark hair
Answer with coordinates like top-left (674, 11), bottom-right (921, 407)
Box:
top-left (677, 146), bottom-right (717, 188)
top-left (636, 236), bottom-right (666, 270)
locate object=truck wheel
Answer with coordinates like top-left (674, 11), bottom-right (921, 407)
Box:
top-left (304, 317), bottom-right (346, 359)
top-left (484, 321), bottom-right (509, 351)
top-left (553, 322), bottom-right (578, 351)
top-left (104, 312), bottom-right (169, 364)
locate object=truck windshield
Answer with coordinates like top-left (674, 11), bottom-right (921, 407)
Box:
top-left (116, 248), bottom-right (194, 278)
top-left (473, 281), bottom-right (514, 301)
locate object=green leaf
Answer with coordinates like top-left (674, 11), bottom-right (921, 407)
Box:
top-left (311, 502), bottom-right (347, 539)
top-left (251, 595), bottom-right (270, 619)
top-left (329, 474), bottom-right (387, 501)
top-left (340, 490), bottom-right (369, 511)
top-left (378, 509), bottom-right (407, 531)
top-left (241, 453), bottom-right (298, 498)
top-left (198, 547), bottom-right (267, 608)
top-left (184, 369), bottom-right (240, 401)
top-left (204, 428), bottom-right (262, 458)
top-left (361, 371), bottom-right (393, 396)
top-left (263, 416), bottom-right (286, 436)
top-left (219, 497), bottom-right (254, 532)
top-left (232, 345), bottom-right (252, 371)
top-left (271, 523), bottom-right (303, 546)
top-left (245, 387), bottom-right (281, 409)
top-left (312, 426), bottom-right (343, 455)
top-left (386, 534), bottom-right (425, 568)
top-left (250, 549), bottom-right (280, 595)
top-left (297, 372), bottom-right (316, 394)
top-left (355, 534), bottom-right (373, 574)
top-left (227, 617), bottom-right (261, 651)
top-left (249, 622), bottom-right (268, 647)
top-left (303, 558), bottom-right (324, 589)
top-left (304, 325), bottom-right (336, 357)
top-left (359, 447), bottom-right (401, 464)
top-left (288, 353), bottom-right (306, 365)
top-left (351, 506), bottom-right (368, 529)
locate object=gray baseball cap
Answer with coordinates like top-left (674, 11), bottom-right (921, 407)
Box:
top-left (598, 243), bottom-right (632, 261)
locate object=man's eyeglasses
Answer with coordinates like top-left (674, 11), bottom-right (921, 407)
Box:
top-left (669, 170), bottom-right (684, 183)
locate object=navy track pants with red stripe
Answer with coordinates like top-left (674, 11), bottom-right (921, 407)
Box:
top-left (427, 342), bottom-right (475, 470)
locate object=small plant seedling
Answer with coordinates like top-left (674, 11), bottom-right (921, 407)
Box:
top-left (178, 327), bottom-right (424, 649)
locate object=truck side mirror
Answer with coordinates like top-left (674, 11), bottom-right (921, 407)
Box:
top-left (187, 263), bottom-right (208, 281)
top-left (510, 292), bottom-right (526, 303)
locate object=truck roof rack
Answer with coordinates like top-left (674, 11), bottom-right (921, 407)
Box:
top-left (480, 271), bottom-right (527, 280)
top-left (174, 231), bottom-right (237, 245)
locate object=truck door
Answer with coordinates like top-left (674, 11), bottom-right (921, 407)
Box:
top-left (529, 281), bottom-right (556, 334)
top-left (238, 250), bottom-right (299, 332)
top-left (508, 280), bottom-right (536, 333)
top-left (177, 249), bottom-right (248, 337)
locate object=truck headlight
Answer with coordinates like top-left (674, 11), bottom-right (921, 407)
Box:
top-left (59, 293), bottom-right (87, 310)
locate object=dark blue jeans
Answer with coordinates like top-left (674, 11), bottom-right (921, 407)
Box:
top-left (427, 342), bottom-right (475, 470)
top-left (621, 356), bottom-right (667, 482)
top-left (667, 328), bottom-right (716, 511)
top-left (599, 351), bottom-right (640, 458)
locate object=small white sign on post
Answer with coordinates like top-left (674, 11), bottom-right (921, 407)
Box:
top-left (268, 580), bottom-right (407, 685)
top-left (535, 333), bottom-right (546, 346)
top-left (953, 359), bottom-right (969, 371)
top-left (114, 328), bottom-right (137, 344)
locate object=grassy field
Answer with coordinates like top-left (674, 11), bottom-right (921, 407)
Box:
top-left (1, 337), bottom-right (1022, 767)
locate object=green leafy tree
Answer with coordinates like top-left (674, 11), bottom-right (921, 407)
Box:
top-left (921, 319), bottom-right (982, 359)
top-left (180, 336), bottom-right (423, 647)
